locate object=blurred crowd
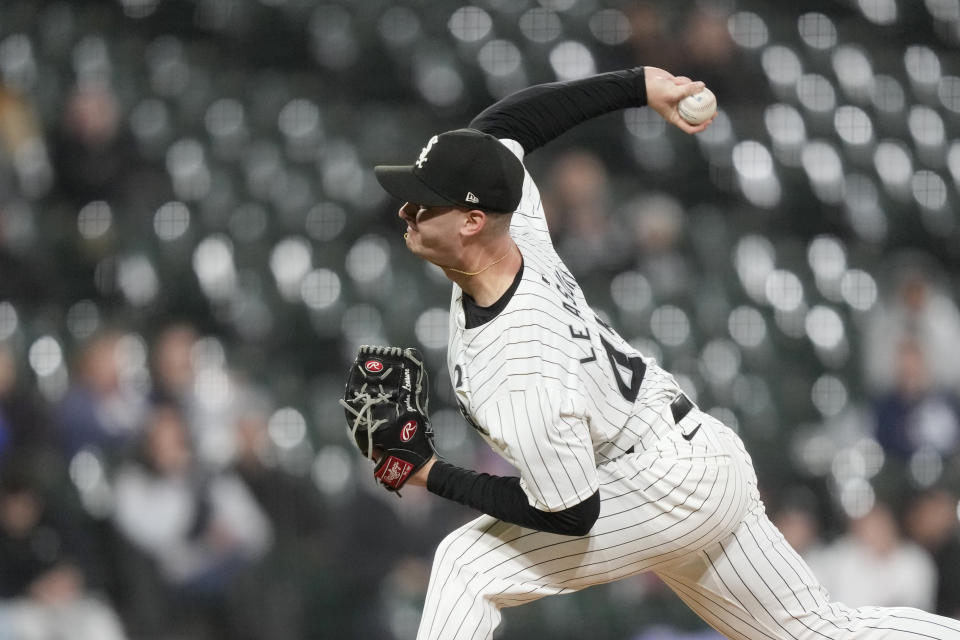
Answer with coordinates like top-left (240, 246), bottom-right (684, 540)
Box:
top-left (0, 0), bottom-right (959, 639)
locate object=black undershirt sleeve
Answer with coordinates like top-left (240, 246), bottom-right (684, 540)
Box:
top-left (469, 67), bottom-right (647, 155)
top-left (427, 460), bottom-right (600, 536)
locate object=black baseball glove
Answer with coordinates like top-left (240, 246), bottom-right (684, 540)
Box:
top-left (340, 345), bottom-right (437, 492)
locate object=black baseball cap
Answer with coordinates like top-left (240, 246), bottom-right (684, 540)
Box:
top-left (374, 128), bottom-right (524, 214)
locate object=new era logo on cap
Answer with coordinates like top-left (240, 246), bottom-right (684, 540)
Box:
top-left (373, 129), bottom-right (524, 214)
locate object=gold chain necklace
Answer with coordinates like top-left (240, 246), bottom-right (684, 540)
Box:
top-left (406, 231), bottom-right (514, 277)
top-left (443, 245), bottom-right (513, 276)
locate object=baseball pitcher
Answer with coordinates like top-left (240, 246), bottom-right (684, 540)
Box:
top-left (341, 67), bottom-right (960, 640)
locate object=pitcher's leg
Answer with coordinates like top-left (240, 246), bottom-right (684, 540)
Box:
top-left (416, 515), bottom-right (577, 640)
top-left (658, 511), bottom-right (960, 640)
top-left (417, 435), bottom-right (751, 640)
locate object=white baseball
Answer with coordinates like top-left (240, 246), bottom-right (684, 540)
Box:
top-left (678, 87), bottom-right (717, 125)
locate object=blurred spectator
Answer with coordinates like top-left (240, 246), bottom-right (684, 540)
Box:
top-left (51, 83), bottom-right (137, 208)
top-left (112, 403), bottom-right (272, 640)
top-left (0, 470), bottom-right (127, 640)
top-left (0, 342), bottom-right (55, 470)
top-left (624, 192), bottom-right (690, 298)
top-left (681, 9), bottom-right (735, 70)
top-left (769, 487), bottom-right (825, 559)
top-left (231, 403), bottom-right (329, 640)
top-left (150, 323), bottom-right (240, 468)
top-left (234, 403), bottom-right (323, 539)
top-left (0, 85), bottom-right (27, 202)
top-left (625, 2), bottom-right (682, 71)
top-left (0, 85), bottom-right (52, 301)
top-left (871, 338), bottom-right (960, 459)
top-left (0, 82), bottom-right (51, 202)
top-left (863, 267), bottom-right (960, 395)
top-left (903, 488), bottom-right (960, 618)
top-left (543, 149), bottom-right (633, 275)
top-left (806, 502), bottom-right (937, 610)
top-left (150, 324), bottom-right (198, 405)
top-left (56, 330), bottom-right (146, 462)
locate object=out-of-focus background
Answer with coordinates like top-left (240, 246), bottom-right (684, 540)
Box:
top-left (0, 0), bottom-right (959, 638)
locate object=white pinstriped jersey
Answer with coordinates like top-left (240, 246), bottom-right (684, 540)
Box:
top-left (422, 132), bottom-right (960, 640)
top-left (446, 138), bottom-right (683, 513)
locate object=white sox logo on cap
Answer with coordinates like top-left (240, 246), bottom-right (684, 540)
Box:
top-left (415, 135), bottom-right (439, 169)
top-left (374, 128), bottom-right (524, 213)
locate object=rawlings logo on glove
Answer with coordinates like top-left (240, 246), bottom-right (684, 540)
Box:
top-left (376, 456), bottom-right (414, 489)
top-left (400, 420), bottom-right (418, 442)
top-left (339, 345), bottom-right (438, 493)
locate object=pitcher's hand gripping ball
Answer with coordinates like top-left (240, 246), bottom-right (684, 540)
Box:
top-left (340, 345), bottom-right (437, 492)
top-left (678, 87), bottom-right (717, 125)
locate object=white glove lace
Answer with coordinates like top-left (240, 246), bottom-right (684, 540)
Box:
top-left (339, 380), bottom-right (393, 461)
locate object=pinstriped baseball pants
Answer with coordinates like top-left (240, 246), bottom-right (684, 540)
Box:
top-left (416, 409), bottom-right (960, 640)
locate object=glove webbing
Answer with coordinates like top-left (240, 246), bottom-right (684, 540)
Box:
top-left (338, 374), bottom-right (394, 462)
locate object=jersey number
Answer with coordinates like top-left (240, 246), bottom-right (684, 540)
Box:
top-left (599, 335), bottom-right (645, 403)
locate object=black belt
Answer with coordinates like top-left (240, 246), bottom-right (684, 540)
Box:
top-left (623, 394), bottom-right (695, 455)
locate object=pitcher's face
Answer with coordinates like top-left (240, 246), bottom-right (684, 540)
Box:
top-left (398, 202), bottom-right (467, 265)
